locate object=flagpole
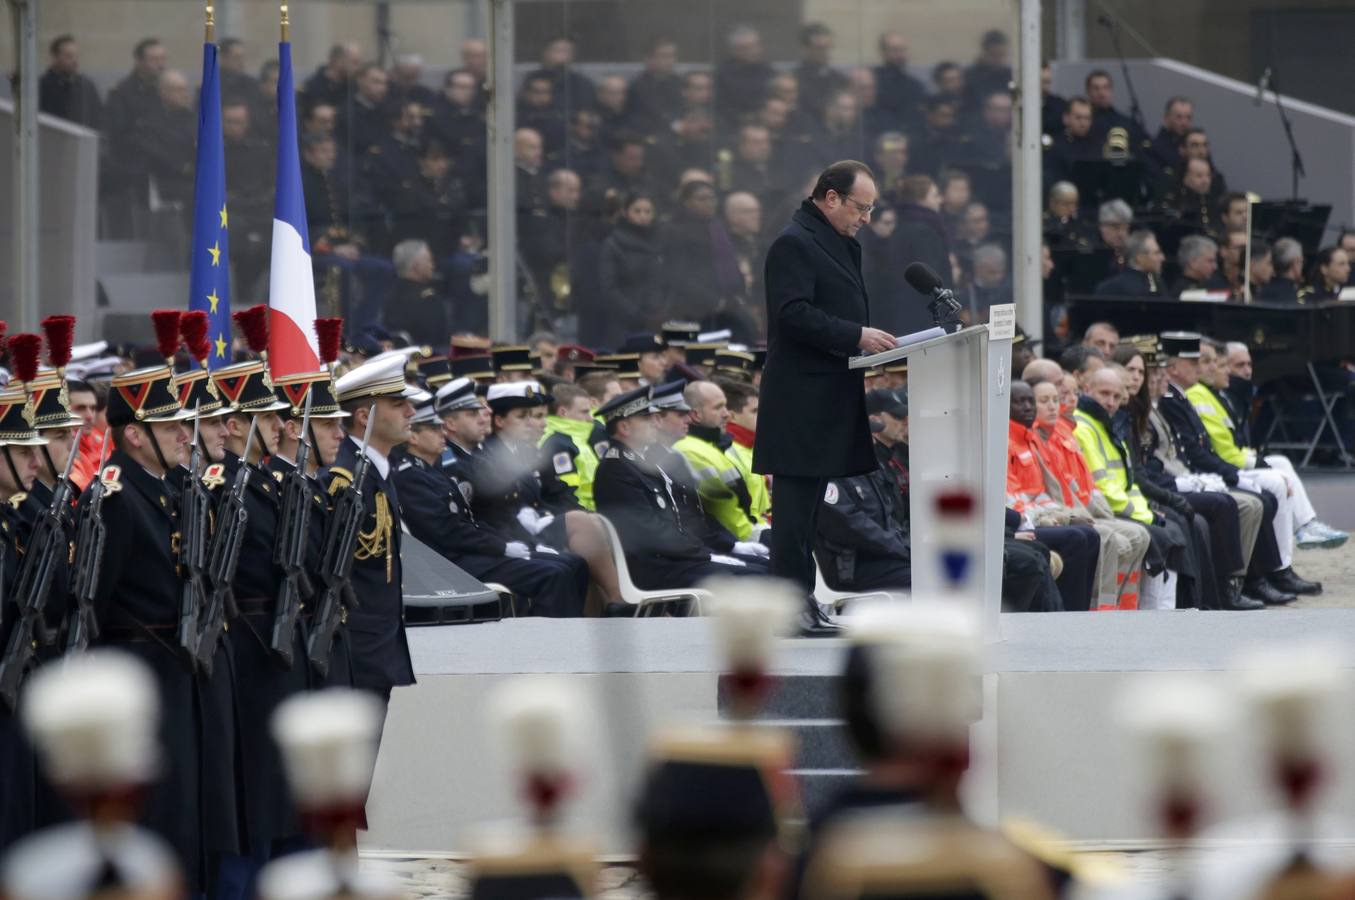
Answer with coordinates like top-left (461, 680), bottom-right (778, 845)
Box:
top-left (206, 3), bottom-right (215, 42)
top-left (281, 3), bottom-right (289, 42)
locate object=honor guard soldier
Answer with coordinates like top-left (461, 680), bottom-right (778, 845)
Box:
top-left (674, 381), bottom-right (768, 542)
top-left (465, 677), bottom-right (599, 900)
top-left (798, 602), bottom-right (1056, 900)
top-left (271, 318), bottom-right (357, 688)
top-left (635, 579), bottom-right (800, 900)
top-left (647, 381), bottom-right (770, 565)
top-left (434, 376), bottom-right (488, 476)
top-left (208, 308), bottom-right (310, 886)
top-left (396, 393), bottom-right (589, 618)
top-left (258, 690), bottom-right (401, 900)
top-left (593, 386), bottom-right (765, 593)
top-left (1, 652), bottom-right (183, 900)
top-left (469, 382), bottom-right (620, 605)
top-left (0, 367), bottom-right (48, 854)
top-left (1190, 646), bottom-right (1355, 900)
top-left (92, 361), bottom-right (229, 894)
top-left (22, 315), bottom-right (84, 521)
top-left (539, 382), bottom-right (601, 511)
top-left (326, 353), bottom-right (419, 713)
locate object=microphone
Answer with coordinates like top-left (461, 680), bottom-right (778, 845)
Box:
top-left (1253, 67), bottom-right (1271, 106)
top-left (903, 263), bottom-right (963, 328)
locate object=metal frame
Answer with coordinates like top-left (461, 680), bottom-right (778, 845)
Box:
top-left (1261, 362), bottom-right (1353, 468)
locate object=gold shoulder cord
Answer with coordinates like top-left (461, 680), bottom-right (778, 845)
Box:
top-left (355, 492), bottom-right (394, 583)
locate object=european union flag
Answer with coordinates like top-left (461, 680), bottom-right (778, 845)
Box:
top-left (188, 40), bottom-right (232, 368)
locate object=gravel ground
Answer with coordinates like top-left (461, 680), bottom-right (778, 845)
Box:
top-left (1283, 540), bottom-right (1355, 608)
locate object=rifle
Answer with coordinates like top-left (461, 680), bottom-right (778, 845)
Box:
top-left (175, 410), bottom-right (211, 673)
top-left (0, 439), bottom-right (79, 711)
top-left (197, 416), bottom-right (257, 677)
top-left (65, 434), bottom-right (112, 654)
top-left (269, 389), bottom-right (315, 668)
top-left (306, 401), bottom-right (376, 679)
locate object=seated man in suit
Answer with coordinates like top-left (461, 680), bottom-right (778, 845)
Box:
top-left (1094, 229), bottom-right (1165, 297)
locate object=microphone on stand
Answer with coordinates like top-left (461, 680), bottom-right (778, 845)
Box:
top-left (904, 262), bottom-right (964, 330)
top-left (1253, 67), bottom-right (1272, 106)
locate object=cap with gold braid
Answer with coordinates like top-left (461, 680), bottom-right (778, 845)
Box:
top-left (333, 353), bottom-right (422, 405)
top-left (2, 334), bottom-right (52, 445)
top-left (450, 354), bottom-right (496, 383)
top-left (490, 345), bottom-right (533, 374)
top-left (272, 318), bottom-right (350, 421)
top-left (174, 310), bottom-right (228, 418)
top-left (107, 367), bottom-right (194, 427)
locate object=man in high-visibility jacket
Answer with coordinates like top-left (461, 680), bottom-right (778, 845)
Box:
top-left (1072, 369), bottom-right (1154, 527)
top-left (674, 381), bottom-right (768, 541)
top-left (540, 383), bottom-right (601, 511)
top-left (1189, 337), bottom-right (1346, 551)
top-left (719, 379), bottom-right (771, 526)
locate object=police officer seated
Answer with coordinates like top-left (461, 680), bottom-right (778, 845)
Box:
top-left (1093, 229), bottom-right (1166, 297)
top-left (594, 386), bottom-right (767, 596)
top-left (815, 395), bottom-right (912, 595)
top-left (395, 395), bottom-right (589, 618)
top-left (468, 381), bottom-right (621, 607)
top-left (434, 376), bottom-right (488, 474)
top-left (646, 380), bottom-right (769, 566)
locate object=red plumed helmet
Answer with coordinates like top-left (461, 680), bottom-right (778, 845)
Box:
top-left (40, 315), bottom-right (76, 370)
top-left (180, 310), bottom-right (212, 364)
top-left (8, 333), bottom-right (42, 385)
top-left (151, 310), bottom-right (183, 363)
top-left (314, 318), bottom-right (344, 367)
top-left (233, 305), bottom-right (270, 356)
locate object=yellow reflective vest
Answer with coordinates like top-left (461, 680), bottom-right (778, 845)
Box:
top-left (1072, 409), bottom-right (1153, 525)
top-left (1185, 383), bottom-right (1249, 469)
top-left (725, 439), bottom-right (771, 525)
top-left (540, 415), bottom-right (600, 511)
top-left (674, 432), bottom-right (759, 540)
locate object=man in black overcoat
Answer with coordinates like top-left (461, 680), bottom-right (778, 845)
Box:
top-left (752, 161), bottom-right (897, 635)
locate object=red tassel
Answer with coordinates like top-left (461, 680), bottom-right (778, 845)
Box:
top-left (314, 317), bottom-right (344, 367)
top-left (180, 310), bottom-right (211, 364)
top-left (9, 333), bottom-right (43, 384)
top-left (233, 304), bottom-right (269, 356)
top-left (40, 315), bottom-right (76, 369)
top-left (150, 310), bottom-right (183, 363)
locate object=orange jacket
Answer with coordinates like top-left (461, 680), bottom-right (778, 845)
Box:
top-left (1007, 420), bottom-right (1060, 521)
top-left (68, 426), bottom-right (106, 491)
top-left (1038, 418), bottom-right (1095, 508)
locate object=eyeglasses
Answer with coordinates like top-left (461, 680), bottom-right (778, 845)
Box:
top-left (839, 194), bottom-right (875, 216)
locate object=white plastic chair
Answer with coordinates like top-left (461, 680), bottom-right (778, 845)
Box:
top-left (595, 514), bottom-right (713, 617)
top-left (813, 552), bottom-right (895, 613)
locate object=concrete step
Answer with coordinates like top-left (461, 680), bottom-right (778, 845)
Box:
top-left (718, 674), bottom-right (842, 720)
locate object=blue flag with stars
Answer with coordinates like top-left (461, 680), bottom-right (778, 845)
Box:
top-left (188, 39), bottom-right (232, 368)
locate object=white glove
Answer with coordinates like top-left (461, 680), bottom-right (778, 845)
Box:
top-left (1243, 450), bottom-right (1257, 470)
top-left (1199, 473), bottom-right (1228, 492)
top-left (516, 507), bottom-right (541, 533)
top-left (534, 513), bottom-right (556, 534)
top-left (748, 523), bottom-right (770, 540)
top-left (504, 541), bottom-right (531, 560)
top-left (733, 541), bottom-right (769, 558)
top-left (534, 543), bottom-right (560, 555)
top-left (709, 554), bottom-right (747, 567)
top-left (1175, 474), bottom-right (1204, 493)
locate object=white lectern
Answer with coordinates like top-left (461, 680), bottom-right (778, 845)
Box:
top-left (850, 305), bottom-right (1015, 630)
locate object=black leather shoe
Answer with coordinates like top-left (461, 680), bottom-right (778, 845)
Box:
top-left (798, 608), bottom-right (843, 637)
top-left (1270, 568), bottom-right (1322, 596)
top-left (1243, 578), bottom-right (1296, 606)
top-left (1221, 588), bottom-right (1265, 611)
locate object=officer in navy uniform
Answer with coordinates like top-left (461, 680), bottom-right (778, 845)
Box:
top-left (593, 386), bottom-right (764, 591)
top-left (815, 417), bottom-right (913, 594)
top-left (395, 387), bottom-right (590, 618)
top-left (645, 380), bottom-right (770, 568)
top-left (269, 367), bottom-right (356, 688)
top-left (323, 354), bottom-right (419, 709)
top-left (90, 365), bottom-right (232, 893)
top-left (464, 381), bottom-right (581, 549)
top-left (0, 383), bottom-right (46, 855)
top-left (206, 358), bottom-right (308, 882)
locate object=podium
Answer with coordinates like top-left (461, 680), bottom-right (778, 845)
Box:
top-left (850, 306), bottom-right (1015, 629)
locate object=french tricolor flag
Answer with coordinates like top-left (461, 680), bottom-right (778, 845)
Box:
top-left (267, 39), bottom-right (320, 377)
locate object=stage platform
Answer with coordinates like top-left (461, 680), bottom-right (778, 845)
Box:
top-left (363, 611), bottom-right (1355, 856)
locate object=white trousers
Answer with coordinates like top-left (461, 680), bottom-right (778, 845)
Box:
top-left (1237, 455), bottom-right (1316, 570)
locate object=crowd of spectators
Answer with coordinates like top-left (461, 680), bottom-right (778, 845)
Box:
top-left (42, 25), bottom-right (1028, 347)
